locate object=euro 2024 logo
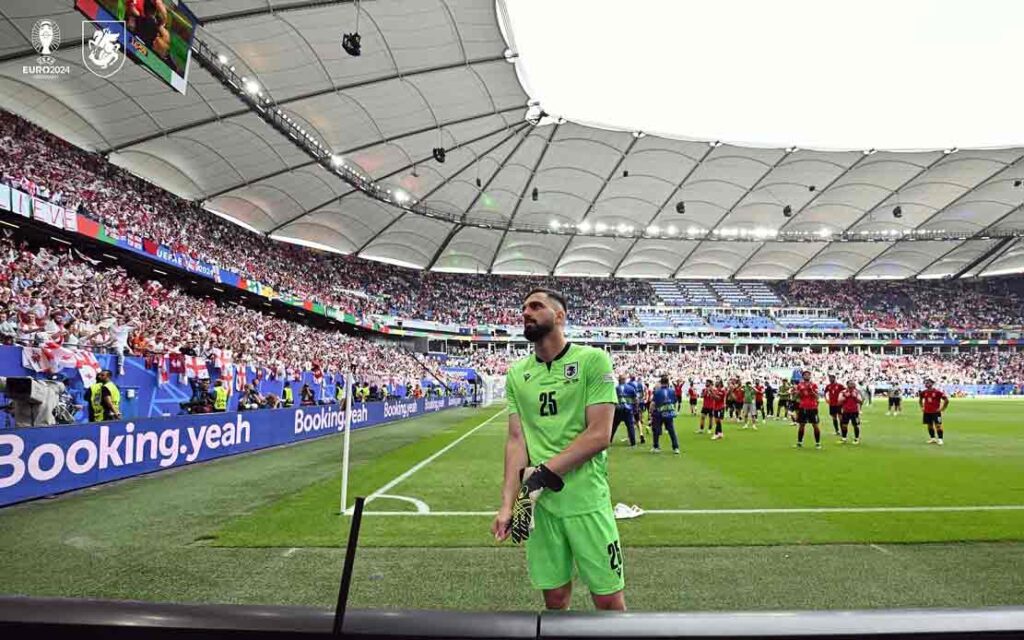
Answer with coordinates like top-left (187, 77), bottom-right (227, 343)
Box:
top-left (31, 19), bottom-right (60, 64)
top-left (25, 19), bottom-right (71, 78)
top-left (82, 21), bottom-right (127, 78)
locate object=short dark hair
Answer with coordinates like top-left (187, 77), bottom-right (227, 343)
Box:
top-left (524, 287), bottom-right (567, 313)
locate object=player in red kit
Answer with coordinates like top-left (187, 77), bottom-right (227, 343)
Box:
top-left (754, 380), bottom-right (766, 421)
top-left (837, 380), bottom-right (863, 444)
top-left (794, 370), bottom-right (822, 449)
top-left (674, 379), bottom-right (684, 412)
top-left (919, 378), bottom-right (949, 445)
top-left (730, 380), bottom-right (745, 423)
top-left (698, 379), bottom-right (713, 434)
top-left (824, 374), bottom-right (844, 437)
top-left (711, 378), bottom-right (727, 440)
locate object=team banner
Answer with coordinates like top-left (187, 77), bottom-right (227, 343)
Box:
top-left (10, 188), bottom-right (32, 217)
top-left (0, 183), bottom-right (10, 212)
top-left (32, 197), bottom-right (77, 232)
top-left (0, 395), bottom-right (467, 507)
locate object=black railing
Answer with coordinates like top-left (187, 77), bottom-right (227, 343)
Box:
top-left (0, 598), bottom-right (1020, 640)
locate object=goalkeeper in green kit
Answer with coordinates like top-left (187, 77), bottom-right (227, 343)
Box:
top-left (491, 288), bottom-right (625, 611)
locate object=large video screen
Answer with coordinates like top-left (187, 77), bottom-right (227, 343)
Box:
top-left (75, 0), bottom-right (197, 94)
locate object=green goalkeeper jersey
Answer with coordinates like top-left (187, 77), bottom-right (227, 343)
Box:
top-left (506, 343), bottom-right (618, 517)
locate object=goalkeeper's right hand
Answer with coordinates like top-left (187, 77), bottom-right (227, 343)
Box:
top-left (510, 464), bottom-right (564, 544)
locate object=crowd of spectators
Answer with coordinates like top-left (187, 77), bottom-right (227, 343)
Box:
top-left (0, 232), bottom-right (447, 393)
top-left (446, 346), bottom-right (1024, 389)
top-left (0, 111), bottom-right (652, 327)
top-left (779, 280), bottom-right (1024, 330)
top-left (2, 109), bottom-right (1023, 333)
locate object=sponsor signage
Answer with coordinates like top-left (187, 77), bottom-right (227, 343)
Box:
top-left (0, 397), bottom-right (467, 507)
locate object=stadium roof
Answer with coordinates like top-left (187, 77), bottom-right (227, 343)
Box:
top-left (2, 0), bottom-right (1024, 279)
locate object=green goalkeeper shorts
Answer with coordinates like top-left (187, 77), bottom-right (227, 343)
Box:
top-left (525, 502), bottom-right (624, 595)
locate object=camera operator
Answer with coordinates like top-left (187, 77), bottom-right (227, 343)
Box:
top-left (180, 378), bottom-right (214, 414)
top-left (238, 384), bottom-right (265, 411)
top-left (86, 369), bottom-right (121, 422)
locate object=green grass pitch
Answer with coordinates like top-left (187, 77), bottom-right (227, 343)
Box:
top-left (1, 399), bottom-right (1023, 611)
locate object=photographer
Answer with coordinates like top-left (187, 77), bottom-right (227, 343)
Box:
top-left (299, 382), bottom-right (316, 406)
top-left (238, 384), bottom-right (265, 411)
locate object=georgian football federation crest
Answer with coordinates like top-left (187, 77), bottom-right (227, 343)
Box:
top-left (563, 362), bottom-right (579, 380)
top-left (82, 21), bottom-right (126, 78)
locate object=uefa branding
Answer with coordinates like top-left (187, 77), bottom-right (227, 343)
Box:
top-left (23, 19), bottom-right (71, 79)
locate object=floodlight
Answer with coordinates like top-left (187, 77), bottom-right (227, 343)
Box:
top-left (893, 206), bottom-right (903, 218)
top-left (432, 147), bottom-right (446, 163)
top-left (675, 201), bottom-right (686, 214)
top-left (783, 205), bottom-right (793, 217)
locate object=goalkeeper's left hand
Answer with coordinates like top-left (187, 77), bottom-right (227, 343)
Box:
top-left (510, 463), bottom-right (564, 544)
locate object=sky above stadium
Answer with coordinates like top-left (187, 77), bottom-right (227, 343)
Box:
top-left (501, 0), bottom-right (1024, 151)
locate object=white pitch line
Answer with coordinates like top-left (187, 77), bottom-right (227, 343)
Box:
top-left (358, 505), bottom-right (1024, 517)
top-left (364, 406), bottom-right (506, 505)
top-left (870, 544), bottom-right (892, 555)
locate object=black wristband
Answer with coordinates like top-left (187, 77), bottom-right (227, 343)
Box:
top-left (524, 463), bottom-right (564, 493)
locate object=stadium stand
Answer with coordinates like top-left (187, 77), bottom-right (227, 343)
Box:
top-left (774, 314), bottom-right (848, 330)
top-left (710, 281), bottom-right (752, 307)
top-left (741, 281), bottom-right (784, 306)
top-left (707, 313), bottom-right (777, 330)
top-left (0, 234), bottom-right (448, 393)
top-left (634, 309), bottom-right (706, 329)
top-left (445, 345), bottom-right (1024, 387)
top-left (2, 110), bottom-right (1023, 334)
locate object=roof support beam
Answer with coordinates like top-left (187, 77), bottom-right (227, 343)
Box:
top-left (203, 159), bottom-right (318, 201)
top-left (228, 115), bottom-right (525, 233)
top-left (423, 124), bottom-right (534, 271)
top-left (423, 225), bottom-right (464, 272)
top-left (101, 56), bottom-right (509, 154)
top-left (551, 137), bottom-right (639, 275)
top-left (612, 145), bottom-right (714, 277)
top-left (953, 237), bottom-right (1017, 279)
top-left (352, 124), bottom-right (529, 255)
top-left (902, 154), bottom-right (1024, 238)
top-left (676, 147), bottom-right (792, 278)
top-left (487, 124), bottom-right (559, 273)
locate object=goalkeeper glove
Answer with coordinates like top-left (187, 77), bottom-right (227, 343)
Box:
top-left (510, 463), bottom-right (564, 544)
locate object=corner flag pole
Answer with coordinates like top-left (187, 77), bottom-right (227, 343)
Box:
top-left (340, 368), bottom-right (354, 515)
